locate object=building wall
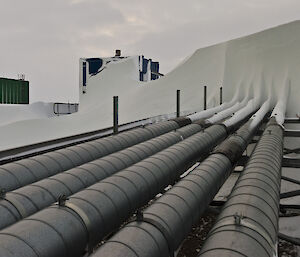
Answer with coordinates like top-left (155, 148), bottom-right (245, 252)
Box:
top-left (79, 55), bottom-right (160, 94)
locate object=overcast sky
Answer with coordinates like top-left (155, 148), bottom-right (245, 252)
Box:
top-left (0, 0), bottom-right (299, 103)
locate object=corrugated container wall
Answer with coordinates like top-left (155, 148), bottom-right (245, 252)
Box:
top-left (0, 78), bottom-right (29, 104)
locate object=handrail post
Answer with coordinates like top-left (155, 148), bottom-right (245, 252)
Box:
top-left (113, 96), bottom-right (118, 134)
top-left (204, 86), bottom-right (207, 110)
top-left (220, 86), bottom-right (223, 105)
top-left (176, 90), bottom-right (180, 118)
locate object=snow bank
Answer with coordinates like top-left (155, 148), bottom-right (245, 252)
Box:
top-left (0, 102), bottom-right (55, 127)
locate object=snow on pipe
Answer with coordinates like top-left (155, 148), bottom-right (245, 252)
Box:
top-left (205, 94), bottom-right (250, 125)
top-left (90, 107), bottom-right (265, 257)
top-left (0, 124), bottom-right (229, 257)
top-left (198, 117), bottom-right (283, 257)
top-left (0, 123), bottom-right (202, 231)
top-left (188, 102), bottom-right (234, 122)
top-left (0, 120), bottom-right (181, 192)
top-left (189, 93), bottom-right (258, 130)
top-left (222, 97), bottom-right (260, 128)
top-left (248, 80), bottom-right (274, 130)
top-left (271, 79), bottom-right (290, 126)
top-left (249, 97), bottom-right (272, 130)
top-left (205, 102), bottom-right (241, 124)
top-left (187, 83), bottom-right (243, 122)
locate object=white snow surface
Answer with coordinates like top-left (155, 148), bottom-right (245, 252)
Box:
top-left (0, 20), bottom-right (300, 150)
top-left (0, 102), bottom-right (55, 127)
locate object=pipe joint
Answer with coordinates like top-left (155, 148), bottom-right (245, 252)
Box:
top-left (171, 117), bottom-right (192, 127)
top-left (133, 210), bottom-right (175, 257)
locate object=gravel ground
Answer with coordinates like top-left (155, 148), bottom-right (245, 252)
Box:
top-left (176, 209), bottom-right (218, 257)
top-left (176, 209), bottom-right (299, 257)
top-left (278, 239), bottom-right (299, 257)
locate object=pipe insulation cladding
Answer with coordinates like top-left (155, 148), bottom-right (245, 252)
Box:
top-left (0, 120), bottom-right (180, 192)
top-left (90, 115), bottom-right (265, 257)
top-left (0, 123), bottom-right (202, 230)
top-left (0, 124), bottom-right (228, 257)
top-left (198, 118), bottom-right (283, 257)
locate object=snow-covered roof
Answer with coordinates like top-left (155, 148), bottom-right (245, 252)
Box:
top-left (0, 20), bottom-right (300, 151)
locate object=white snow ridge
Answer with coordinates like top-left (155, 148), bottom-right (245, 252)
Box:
top-left (0, 21), bottom-right (299, 151)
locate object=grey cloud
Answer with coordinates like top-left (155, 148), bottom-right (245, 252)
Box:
top-left (0, 0), bottom-right (299, 102)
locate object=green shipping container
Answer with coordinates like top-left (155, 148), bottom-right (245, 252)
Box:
top-left (0, 78), bottom-right (29, 104)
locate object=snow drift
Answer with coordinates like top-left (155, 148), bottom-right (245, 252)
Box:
top-left (0, 20), bottom-right (300, 150)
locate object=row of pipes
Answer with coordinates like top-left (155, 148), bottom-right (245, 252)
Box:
top-left (0, 91), bottom-right (287, 257)
top-left (199, 118), bottom-right (283, 257)
top-left (0, 100), bottom-right (245, 232)
top-left (0, 95), bottom-right (254, 231)
top-left (90, 100), bottom-right (265, 257)
top-left (0, 121), bottom-right (180, 192)
top-left (0, 122), bottom-right (203, 230)
top-left (0, 123), bottom-right (228, 256)
top-left (91, 97), bottom-right (286, 257)
top-left (0, 91), bottom-right (242, 194)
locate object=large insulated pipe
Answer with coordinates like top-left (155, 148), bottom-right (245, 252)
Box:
top-left (0, 124), bottom-right (229, 257)
top-left (198, 118), bottom-right (283, 257)
top-left (91, 108), bottom-right (265, 257)
top-left (0, 123), bottom-right (202, 230)
top-left (0, 120), bottom-right (180, 192)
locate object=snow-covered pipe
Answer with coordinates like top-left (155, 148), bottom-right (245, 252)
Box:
top-left (187, 102), bottom-right (233, 122)
top-left (221, 79), bottom-right (262, 128)
top-left (188, 83), bottom-right (247, 122)
top-left (249, 97), bottom-right (272, 130)
top-left (271, 79), bottom-right (290, 126)
top-left (248, 81), bottom-right (273, 130)
top-left (223, 98), bottom-right (260, 128)
top-left (205, 92), bottom-right (250, 124)
top-left (205, 102), bottom-right (241, 124)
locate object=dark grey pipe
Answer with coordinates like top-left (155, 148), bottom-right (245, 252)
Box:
top-left (0, 124), bottom-right (201, 230)
top-left (198, 118), bottom-right (283, 257)
top-left (0, 124), bottom-right (227, 257)
top-left (90, 119), bottom-right (260, 257)
top-left (0, 120), bottom-right (180, 192)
